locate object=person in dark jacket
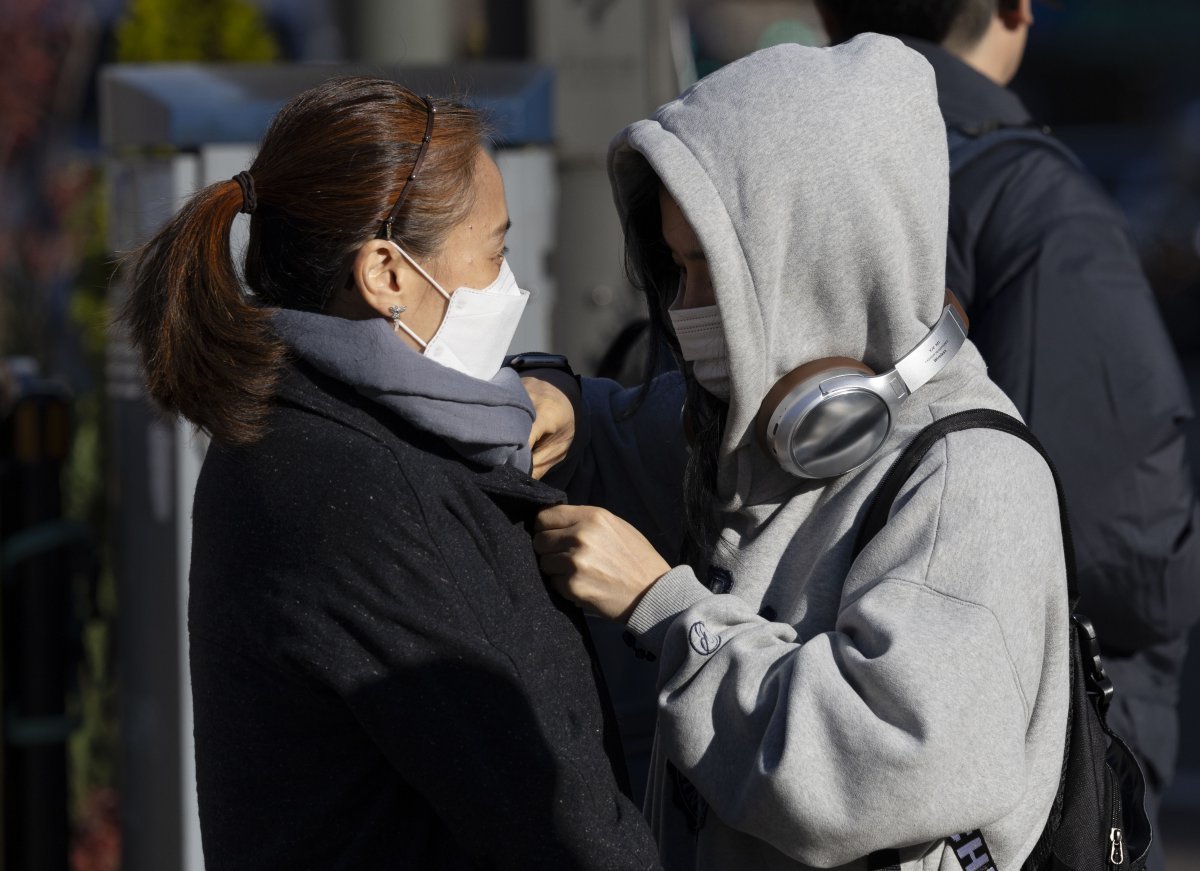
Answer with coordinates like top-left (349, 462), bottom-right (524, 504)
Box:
top-left (817, 3), bottom-right (1200, 866)
top-left (121, 76), bottom-right (661, 871)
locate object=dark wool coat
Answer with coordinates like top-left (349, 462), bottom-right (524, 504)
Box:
top-left (903, 38), bottom-right (1200, 813)
top-left (188, 361), bottom-right (662, 870)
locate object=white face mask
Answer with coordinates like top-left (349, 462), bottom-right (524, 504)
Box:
top-left (668, 303), bottom-right (731, 400)
top-left (391, 246), bottom-right (530, 381)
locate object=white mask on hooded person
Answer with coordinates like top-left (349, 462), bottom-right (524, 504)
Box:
top-left (390, 245), bottom-right (529, 382)
top-left (668, 303), bottom-right (731, 401)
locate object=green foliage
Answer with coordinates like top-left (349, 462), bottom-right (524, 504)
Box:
top-left (62, 172), bottom-right (121, 825)
top-left (116, 0), bottom-right (281, 63)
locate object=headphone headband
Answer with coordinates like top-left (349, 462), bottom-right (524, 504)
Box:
top-left (892, 299), bottom-right (970, 396)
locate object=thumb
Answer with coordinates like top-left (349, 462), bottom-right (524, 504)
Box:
top-left (528, 416), bottom-right (547, 448)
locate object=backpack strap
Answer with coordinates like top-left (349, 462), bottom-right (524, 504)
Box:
top-left (947, 125), bottom-right (1085, 179)
top-left (851, 408), bottom-right (1078, 604)
top-left (852, 409), bottom-right (1078, 871)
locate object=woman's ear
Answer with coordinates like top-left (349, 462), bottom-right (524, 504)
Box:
top-left (350, 239), bottom-right (408, 317)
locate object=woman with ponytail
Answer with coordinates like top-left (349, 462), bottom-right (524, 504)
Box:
top-left (123, 77), bottom-right (660, 870)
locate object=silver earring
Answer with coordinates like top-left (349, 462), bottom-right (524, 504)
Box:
top-left (389, 305), bottom-right (407, 334)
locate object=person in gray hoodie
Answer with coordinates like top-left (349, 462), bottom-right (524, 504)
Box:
top-left (530, 33), bottom-right (1071, 871)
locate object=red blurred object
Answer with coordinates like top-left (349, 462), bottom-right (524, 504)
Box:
top-left (69, 788), bottom-right (120, 871)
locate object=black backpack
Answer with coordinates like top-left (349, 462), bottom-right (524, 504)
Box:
top-left (861, 410), bottom-right (1152, 871)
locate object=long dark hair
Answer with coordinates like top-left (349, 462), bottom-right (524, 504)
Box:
top-left (121, 77), bottom-right (486, 446)
top-left (620, 176), bottom-right (726, 567)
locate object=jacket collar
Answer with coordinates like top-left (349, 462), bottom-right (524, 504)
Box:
top-left (899, 36), bottom-right (1033, 133)
top-left (276, 361), bottom-right (564, 508)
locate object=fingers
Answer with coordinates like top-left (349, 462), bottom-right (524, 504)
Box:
top-left (529, 432), bottom-right (566, 480)
top-left (533, 507), bottom-right (594, 580)
top-left (533, 503), bottom-right (669, 621)
top-left (533, 505), bottom-right (567, 533)
top-left (531, 526), bottom-right (575, 555)
top-left (520, 372), bottom-right (577, 471)
top-left (527, 420), bottom-right (547, 450)
top-left (534, 531), bottom-right (586, 602)
top-left (534, 503), bottom-right (597, 533)
top-left (530, 446), bottom-right (551, 480)
top-left (536, 553), bottom-right (579, 577)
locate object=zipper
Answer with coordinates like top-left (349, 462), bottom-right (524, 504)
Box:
top-left (1106, 763), bottom-right (1125, 867)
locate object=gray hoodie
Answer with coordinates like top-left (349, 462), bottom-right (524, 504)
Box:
top-left (572, 35), bottom-right (1070, 871)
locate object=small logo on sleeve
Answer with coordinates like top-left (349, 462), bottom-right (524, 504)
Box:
top-left (688, 621), bottom-right (721, 656)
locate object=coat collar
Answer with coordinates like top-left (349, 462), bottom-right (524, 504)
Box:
top-left (899, 36), bottom-right (1033, 133)
top-left (276, 361), bottom-right (564, 508)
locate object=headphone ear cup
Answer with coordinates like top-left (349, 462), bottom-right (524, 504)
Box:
top-left (754, 357), bottom-right (875, 457)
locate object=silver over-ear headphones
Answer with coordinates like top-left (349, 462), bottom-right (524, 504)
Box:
top-left (754, 292), bottom-right (969, 479)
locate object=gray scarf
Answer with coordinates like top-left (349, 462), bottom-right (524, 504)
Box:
top-left (272, 309), bottom-right (534, 471)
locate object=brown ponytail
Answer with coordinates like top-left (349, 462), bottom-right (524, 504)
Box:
top-left (123, 178), bottom-right (285, 446)
top-left (121, 78), bottom-right (486, 446)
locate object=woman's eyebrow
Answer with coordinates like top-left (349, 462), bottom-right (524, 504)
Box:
top-left (492, 218), bottom-right (512, 240)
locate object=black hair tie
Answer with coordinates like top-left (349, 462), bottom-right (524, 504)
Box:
top-left (233, 171), bottom-right (257, 215)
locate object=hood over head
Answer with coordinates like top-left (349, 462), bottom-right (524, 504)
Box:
top-left (609, 34), bottom-right (950, 503)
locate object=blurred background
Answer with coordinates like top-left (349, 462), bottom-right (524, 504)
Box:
top-left (1, 1), bottom-right (1199, 869)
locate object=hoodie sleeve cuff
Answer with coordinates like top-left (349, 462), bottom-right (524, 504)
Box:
top-left (625, 565), bottom-right (713, 656)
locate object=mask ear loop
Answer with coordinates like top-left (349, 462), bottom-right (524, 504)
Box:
top-left (389, 243), bottom-right (451, 303)
top-left (384, 241), bottom-right (455, 351)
